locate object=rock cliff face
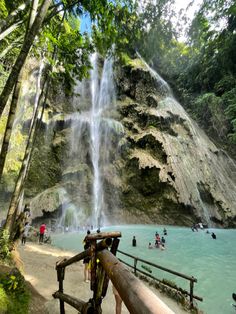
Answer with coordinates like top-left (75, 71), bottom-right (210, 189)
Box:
top-left (26, 58), bottom-right (236, 228)
top-left (113, 59), bottom-right (236, 227)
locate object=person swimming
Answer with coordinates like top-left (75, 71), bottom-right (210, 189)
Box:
top-left (148, 242), bottom-right (153, 249)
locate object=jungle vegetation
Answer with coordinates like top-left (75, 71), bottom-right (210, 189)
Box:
top-left (0, 0), bottom-right (236, 310)
top-left (136, 0), bottom-right (236, 157)
top-left (0, 0), bottom-right (235, 276)
top-left (0, 0), bottom-right (138, 310)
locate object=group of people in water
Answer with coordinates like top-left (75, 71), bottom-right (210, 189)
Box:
top-left (191, 222), bottom-right (217, 239)
top-left (153, 228), bottom-right (167, 250)
top-left (132, 228), bottom-right (168, 251)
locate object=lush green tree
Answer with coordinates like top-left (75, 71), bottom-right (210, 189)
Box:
top-left (0, 0), bottom-right (138, 241)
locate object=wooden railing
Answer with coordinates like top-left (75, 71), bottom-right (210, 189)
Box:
top-left (53, 231), bottom-right (175, 314)
top-left (117, 249), bottom-right (203, 308)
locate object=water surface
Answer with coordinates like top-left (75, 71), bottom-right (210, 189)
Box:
top-left (52, 224), bottom-right (236, 314)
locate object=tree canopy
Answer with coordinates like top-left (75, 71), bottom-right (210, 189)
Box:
top-left (132, 0), bottom-right (236, 156)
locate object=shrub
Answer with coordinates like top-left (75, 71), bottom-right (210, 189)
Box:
top-left (0, 285), bottom-right (8, 313)
top-left (0, 270), bottom-right (30, 314)
top-left (0, 229), bottom-right (11, 261)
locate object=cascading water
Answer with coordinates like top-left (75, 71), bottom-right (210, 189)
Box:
top-left (89, 53), bottom-right (116, 227)
top-left (137, 53), bottom-right (236, 226)
top-left (59, 53), bottom-right (122, 229)
top-left (90, 53), bottom-right (102, 228)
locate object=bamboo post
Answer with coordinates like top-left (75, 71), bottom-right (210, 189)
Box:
top-left (90, 239), bottom-right (96, 291)
top-left (190, 277), bottom-right (194, 308)
top-left (53, 291), bottom-right (87, 312)
top-left (56, 265), bottom-right (65, 314)
top-left (134, 257), bottom-right (137, 276)
top-left (102, 238), bottom-right (120, 297)
top-left (93, 262), bottom-right (104, 313)
top-left (97, 250), bottom-right (174, 314)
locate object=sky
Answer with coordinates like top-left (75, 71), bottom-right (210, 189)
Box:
top-left (174, 0), bottom-right (202, 15)
top-left (80, 0), bottom-right (203, 37)
top-left (173, 0), bottom-right (203, 41)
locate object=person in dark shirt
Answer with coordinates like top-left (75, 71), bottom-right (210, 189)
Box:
top-left (83, 230), bottom-right (91, 282)
top-left (211, 232), bottom-right (216, 239)
top-left (132, 236), bottom-right (136, 247)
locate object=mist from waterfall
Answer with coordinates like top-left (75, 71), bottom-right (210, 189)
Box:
top-left (59, 53), bottom-right (121, 229)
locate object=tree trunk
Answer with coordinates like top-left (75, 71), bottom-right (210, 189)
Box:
top-left (0, 0), bottom-right (30, 33)
top-left (0, 0), bottom-right (52, 117)
top-left (27, 0), bottom-right (39, 31)
top-left (4, 61), bottom-right (46, 235)
top-left (4, 0), bottom-right (43, 236)
top-left (0, 0), bottom-right (40, 181)
top-left (0, 72), bottom-right (23, 179)
top-left (0, 21), bottom-right (23, 42)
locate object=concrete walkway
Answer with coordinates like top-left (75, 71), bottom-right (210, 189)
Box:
top-left (18, 243), bottom-right (189, 314)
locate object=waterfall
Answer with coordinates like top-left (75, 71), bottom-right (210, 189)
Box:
top-left (60, 53), bottom-right (121, 229)
top-left (89, 53), bottom-right (116, 227)
top-left (137, 53), bottom-right (236, 226)
top-left (136, 51), bottom-right (171, 96)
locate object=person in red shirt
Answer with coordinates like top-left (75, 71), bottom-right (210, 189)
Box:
top-left (39, 223), bottom-right (46, 244)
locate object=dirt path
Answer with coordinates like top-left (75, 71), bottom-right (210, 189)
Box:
top-left (18, 243), bottom-right (189, 314)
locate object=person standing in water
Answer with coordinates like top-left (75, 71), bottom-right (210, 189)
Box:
top-left (132, 236), bottom-right (136, 247)
top-left (211, 232), bottom-right (216, 239)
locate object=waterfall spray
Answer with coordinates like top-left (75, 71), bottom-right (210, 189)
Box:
top-left (90, 53), bottom-right (116, 227)
top-left (60, 53), bottom-right (119, 229)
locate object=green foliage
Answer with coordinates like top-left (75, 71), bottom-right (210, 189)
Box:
top-left (0, 229), bottom-right (11, 261)
top-left (0, 0), bottom-right (137, 96)
top-left (0, 270), bottom-right (30, 314)
top-left (1, 274), bottom-right (18, 291)
top-left (134, 0), bottom-right (236, 151)
top-left (135, 0), bottom-right (176, 70)
top-left (119, 52), bottom-right (132, 66)
top-left (0, 64), bottom-right (9, 93)
top-left (193, 93), bottom-right (228, 139)
top-left (0, 285), bottom-right (8, 313)
top-left (0, 0), bottom-right (7, 19)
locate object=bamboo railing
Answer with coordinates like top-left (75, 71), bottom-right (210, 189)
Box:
top-left (117, 249), bottom-right (203, 307)
top-left (53, 231), bottom-right (176, 313)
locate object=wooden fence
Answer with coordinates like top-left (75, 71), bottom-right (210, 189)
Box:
top-left (53, 231), bottom-right (201, 313)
